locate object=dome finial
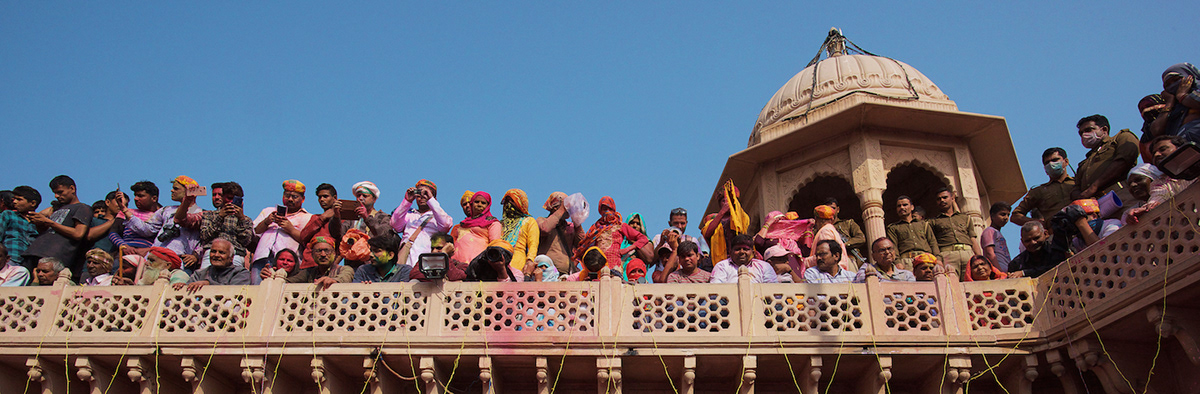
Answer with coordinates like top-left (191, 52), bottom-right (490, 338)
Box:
top-left (826, 27), bottom-right (846, 57)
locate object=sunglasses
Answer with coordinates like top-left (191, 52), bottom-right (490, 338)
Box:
top-left (670, 208), bottom-right (687, 216)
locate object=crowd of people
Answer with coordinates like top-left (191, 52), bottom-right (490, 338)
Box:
top-left (0, 63), bottom-right (1196, 290)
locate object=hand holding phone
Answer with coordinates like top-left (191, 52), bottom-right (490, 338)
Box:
top-left (276, 205), bottom-right (287, 216)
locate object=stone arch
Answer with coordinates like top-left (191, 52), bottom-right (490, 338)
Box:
top-left (881, 162), bottom-right (951, 224)
top-left (787, 174), bottom-right (862, 230)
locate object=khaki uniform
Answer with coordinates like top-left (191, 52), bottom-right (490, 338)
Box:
top-left (886, 219), bottom-right (939, 270)
top-left (834, 219), bottom-right (867, 266)
top-left (928, 211), bottom-right (977, 276)
top-left (1013, 177), bottom-right (1076, 221)
top-left (1075, 129), bottom-right (1139, 197)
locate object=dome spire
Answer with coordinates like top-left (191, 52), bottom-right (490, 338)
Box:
top-left (825, 27), bottom-right (846, 58)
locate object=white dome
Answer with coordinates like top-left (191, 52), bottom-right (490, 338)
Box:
top-left (751, 54), bottom-right (954, 144)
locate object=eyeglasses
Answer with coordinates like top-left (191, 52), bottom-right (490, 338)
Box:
top-left (670, 208), bottom-right (687, 216)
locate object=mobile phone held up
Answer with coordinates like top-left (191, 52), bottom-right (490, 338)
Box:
top-left (229, 196), bottom-right (243, 208)
top-left (276, 205), bottom-right (287, 216)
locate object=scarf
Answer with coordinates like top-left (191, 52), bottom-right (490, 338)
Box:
top-left (501, 189), bottom-right (531, 244)
top-left (460, 191), bottom-right (499, 229)
top-left (620, 212), bottom-right (646, 260)
top-left (543, 191), bottom-right (567, 211)
top-left (707, 181), bottom-right (749, 263)
top-left (574, 196), bottom-right (623, 261)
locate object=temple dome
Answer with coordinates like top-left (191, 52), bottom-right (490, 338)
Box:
top-left (750, 53), bottom-right (956, 145)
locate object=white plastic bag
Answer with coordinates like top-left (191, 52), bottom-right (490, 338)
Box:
top-left (564, 193), bottom-right (589, 224)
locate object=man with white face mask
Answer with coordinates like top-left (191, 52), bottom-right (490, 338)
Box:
top-left (1073, 114), bottom-right (1139, 200)
top-left (1012, 148), bottom-right (1076, 226)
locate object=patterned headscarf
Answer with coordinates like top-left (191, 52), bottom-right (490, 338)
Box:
top-left (308, 235), bottom-right (335, 251)
top-left (148, 247), bottom-right (182, 270)
top-left (460, 191), bottom-right (498, 229)
top-left (573, 196), bottom-right (623, 262)
top-left (501, 189), bottom-right (532, 243)
top-left (86, 249), bottom-right (113, 272)
top-left (352, 181), bottom-right (380, 198)
top-left (173, 175), bottom-right (198, 188)
top-left (535, 255), bottom-right (560, 282)
top-left (415, 179), bottom-right (437, 198)
top-left (282, 179), bottom-right (306, 194)
top-left (460, 190), bottom-right (474, 205)
top-left (544, 191), bottom-right (568, 211)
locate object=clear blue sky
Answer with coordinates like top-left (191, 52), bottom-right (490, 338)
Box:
top-left (3, 2), bottom-right (1197, 256)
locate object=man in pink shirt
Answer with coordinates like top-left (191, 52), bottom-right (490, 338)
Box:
top-left (251, 180), bottom-right (313, 285)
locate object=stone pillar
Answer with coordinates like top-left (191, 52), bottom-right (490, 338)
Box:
top-left (680, 356), bottom-right (696, 394)
top-left (850, 134), bottom-right (888, 255)
top-left (952, 147), bottom-right (985, 239)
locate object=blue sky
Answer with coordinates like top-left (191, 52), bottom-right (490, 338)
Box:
top-left (3, 2), bottom-right (1197, 256)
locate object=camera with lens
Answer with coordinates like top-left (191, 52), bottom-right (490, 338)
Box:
top-left (157, 225), bottom-right (181, 242)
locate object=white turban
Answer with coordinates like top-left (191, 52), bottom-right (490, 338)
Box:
top-left (1128, 164), bottom-right (1162, 180)
top-left (352, 181), bottom-right (380, 198)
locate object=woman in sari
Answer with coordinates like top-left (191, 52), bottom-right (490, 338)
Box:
top-left (619, 212), bottom-right (655, 281)
top-left (451, 191), bottom-right (502, 264)
top-left (574, 196), bottom-right (649, 272)
top-left (500, 189), bottom-right (540, 274)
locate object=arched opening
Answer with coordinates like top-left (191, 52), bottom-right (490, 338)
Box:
top-left (787, 175), bottom-right (862, 229)
top-left (881, 163), bottom-right (950, 224)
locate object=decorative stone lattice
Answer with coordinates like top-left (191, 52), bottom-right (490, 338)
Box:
top-left (0, 295), bottom-right (44, 332)
top-left (965, 288), bottom-right (1033, 331)
top-left (882, 292), bottom-right (940, 332)
top-left (56, 294), bottom-right (149, 332)
top-left (278, 290), bottom-right (425, 332)
top-left (444, 290), bottom-right (594, 332)
top-left (762, 293), bottom-right (864, 332)
top-left (1046, 193), bottom-right (1199, 324)
top-left (159, 294), bottom-right (251, 333)
top-left (632, 293), bottom-right (732, 333)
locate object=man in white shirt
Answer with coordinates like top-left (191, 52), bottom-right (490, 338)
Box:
top-left (710, 234), bottom-right (777, 284)
top-left (804, 239), bottom-right (857, 284)
top-left (251, 180), bottom-right (313, 284)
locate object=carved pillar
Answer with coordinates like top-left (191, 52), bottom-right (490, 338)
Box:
top-left (126, 357), bottom-right (155, 394)
top-left (1070, 341), bottom-right (1138, 394)
top-left (850, 134), bottom-right (888, 251)
top-left (312, 356), bottom-right (350, 394)
top-left (857, 355), bottom-right (890, 394)
top-left (740, 355), bottom-right (756, 394)
top-left (1148, 306), bottom-right (1200, 366)
top-left (1045, 349), bottom-right (1081, 394)
top-left (857, 187), bottom-right (886, 260)
top-left (26, 357), bottom-right (68, 394)
top-left (419, 356), bottom-right (442, 394)
top-left (534, 356), bottom-right (548, 394)
top-left (481, 356), bottom-right (504, 394)
top-left (759, 160), bottom-right (781, 214)
top-left (1005, 354), bottom-right (1038, 394)
top-left (680, 356), bottom-right (696, 394)
top-left (242, 356), bottom-right (299, 394)
top-left (362, 356), bottom-right (402, 394)
top-left (952, 147), bottom-right (985, 239)
top-left (800, 356), bottom-right (822, 394)
top-left (597, 357), bottom-right (622, 394)
top-left (76, 356), bottom-right (132, 394)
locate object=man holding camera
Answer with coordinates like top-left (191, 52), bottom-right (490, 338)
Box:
top-left (122, 176), bottom-right (203, 272)
top-left (647, 208), bottom-right (708, 282)
top-left (252, 179), bottom-right (314, 284)
top-left (175, 182), bottom-right (253, 271)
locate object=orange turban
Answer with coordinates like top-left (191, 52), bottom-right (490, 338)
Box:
top-left (416, 179), bottom-right (437, 197)
top-left (173, 175), bottom-right (198, 188)
top-left (460, 190), bottom-right (475, 205)
top-left (914, 253), bottom-right (938, 266)
top-left (814, 205), bottom-right (836, 220)
top-left (282, 179), bottom-right (306, 194)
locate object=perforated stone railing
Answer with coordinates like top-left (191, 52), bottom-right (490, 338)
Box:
top-left (1042, 184), bottom-right (1200, 334)
top-left (0, 271), bottom-right (1049, 346)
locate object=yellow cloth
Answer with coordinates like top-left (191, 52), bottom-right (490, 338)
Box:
top-left (707, 181), bottom-right (749, 263)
